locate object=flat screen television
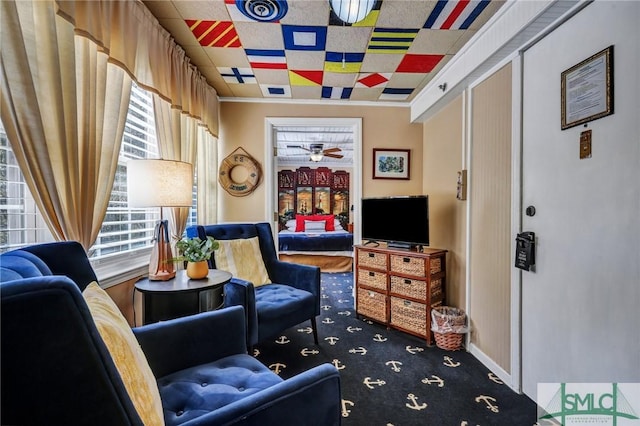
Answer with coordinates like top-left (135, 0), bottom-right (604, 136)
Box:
top-left (361, 195), bottom-right (429, 250)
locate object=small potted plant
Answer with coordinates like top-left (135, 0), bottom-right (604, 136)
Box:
top-left (174, 236), bottom-right (219, 279)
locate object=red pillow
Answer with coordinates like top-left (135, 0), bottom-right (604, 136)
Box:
top-left (317, 214), bottom-right (335, 231)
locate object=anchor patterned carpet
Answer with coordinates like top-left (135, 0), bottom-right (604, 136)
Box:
top-left (252, 272), bottom-right (539, 425)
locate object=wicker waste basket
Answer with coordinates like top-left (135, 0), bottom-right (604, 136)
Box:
top-left (431, 306), bottom-right (469, 351)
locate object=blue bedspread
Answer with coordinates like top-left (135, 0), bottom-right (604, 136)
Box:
top-left (278, 232), bottom-right (354, 252)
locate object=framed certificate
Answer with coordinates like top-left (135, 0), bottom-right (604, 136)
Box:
top-left (561, 46), bottom-right (614, 130)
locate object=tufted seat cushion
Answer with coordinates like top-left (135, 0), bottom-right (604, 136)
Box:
top-left (255, 284), bottom-right (315, 340)
top-left (158, 354), bottom-right (282, 426)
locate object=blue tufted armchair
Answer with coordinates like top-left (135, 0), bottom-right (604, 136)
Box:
top-left (0, 242), bottom-right (341, 425)
top-left (186, 222), bottom-right (321, 348)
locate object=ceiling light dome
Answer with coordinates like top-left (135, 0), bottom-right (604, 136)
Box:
top-left (329, 0), bottom-right (375, 24)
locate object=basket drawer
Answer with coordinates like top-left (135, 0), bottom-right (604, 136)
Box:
top-left (430, 278), bottom-right (444, 304)
top-left (358, 250), bottom-right (387, 270)
top-left (390, 255), bottom-right (426, 277)
top-left (357, 288), bottom-right (387, 323)
top-left (390, 297), bottom-right (426, 336)
top-left (390, 275), bottom-right (426, 300)
top-left (358, 269), bottom-right (387, 291)
top-left (429, 257), bottom-right (442, 275)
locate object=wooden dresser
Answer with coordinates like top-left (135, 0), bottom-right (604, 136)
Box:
top-left (355, 244), bottom-right (447, 344)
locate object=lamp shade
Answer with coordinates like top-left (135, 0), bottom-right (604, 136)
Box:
top-left (310, 152), bottom-right (324, 162)
top-left (329, 0), bottom-right (374, 24)
top-left (127, 159), bottom-right (193, 207)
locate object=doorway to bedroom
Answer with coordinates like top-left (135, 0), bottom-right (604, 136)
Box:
top-left (264, 117), bottom-right (361, 273)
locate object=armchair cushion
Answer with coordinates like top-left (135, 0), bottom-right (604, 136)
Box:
top-left (158, 354), bottom-right (282, 425)
top-left (83, 282), bottom-right (165, 426)
top-left (214, 237), bottom-right (271, 287)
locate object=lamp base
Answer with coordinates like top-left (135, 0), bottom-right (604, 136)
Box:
top-left (148, 219), bottom-right (176, 281)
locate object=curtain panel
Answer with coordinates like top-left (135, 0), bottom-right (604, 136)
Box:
top-left (0, 0), bottom-right (132, 250)
top-left (152, 95), bottom-right (198, 246)
top-left (55, 0), bottom-right (219, 137)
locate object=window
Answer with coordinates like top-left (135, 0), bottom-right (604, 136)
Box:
top-left (0, 83), bottom-right (197, 283)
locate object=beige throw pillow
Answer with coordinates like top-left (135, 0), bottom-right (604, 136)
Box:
top-left (83, 282), bottom-right (165, 426)
top-left (214, 237), bottom-right (272, 287)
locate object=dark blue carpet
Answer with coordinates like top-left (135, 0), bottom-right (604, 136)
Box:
top-left (253, 272), bottom-right (538, 425)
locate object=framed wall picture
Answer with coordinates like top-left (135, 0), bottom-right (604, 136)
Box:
top-left (561, 45), bottom-right (614, 130)
top-left (373, 149), bottom-right (410, 180)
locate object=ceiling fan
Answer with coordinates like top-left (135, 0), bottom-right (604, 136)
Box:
top-left (286, 143), bottom-right (344, 162)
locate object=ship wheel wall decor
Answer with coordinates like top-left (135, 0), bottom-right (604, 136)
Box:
top-left (219, 147), bottom-right (262, 197)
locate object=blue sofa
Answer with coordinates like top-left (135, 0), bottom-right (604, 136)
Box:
top-left (186, 222), bottom-right (321, 348)
top-left (0, 242), bottom-right (341, 425)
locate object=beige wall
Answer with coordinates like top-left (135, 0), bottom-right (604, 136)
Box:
top-left (218, 102), bottom-right (423, 223)
top-left (422, 95), bottom-right (466, 310)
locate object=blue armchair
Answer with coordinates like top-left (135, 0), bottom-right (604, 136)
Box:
top-left (0, 242), bottom-right (341, 426)
top-left (186, 222), bottom-right (321, 348)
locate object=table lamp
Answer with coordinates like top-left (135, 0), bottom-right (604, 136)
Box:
top-left (127, 159), bottom-right (193, 281)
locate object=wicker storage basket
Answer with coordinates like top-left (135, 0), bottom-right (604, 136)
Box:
top-left (358, 250), bottom-right (387, 270)
top-left (357, 288), bottom-right (387, 323)
top-left (390, 276), bottom-right (426, 300)
top-left (390, 297), bottom-right (426, 336)
top-left (431, 306), bottom-right (468, 351)
top-left (390, 255), bottom-right (426, 277)
top-left (358, 269), bottom-right (387, 291)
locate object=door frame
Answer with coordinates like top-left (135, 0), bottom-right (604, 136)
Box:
top-left (264, 117), bottom-right (362, 245)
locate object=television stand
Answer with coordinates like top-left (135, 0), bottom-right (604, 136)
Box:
top-left (354, 244), bottom-right (447, 345)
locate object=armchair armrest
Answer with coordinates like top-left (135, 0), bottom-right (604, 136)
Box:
top-left (134, 306), bottom-right (247, 378)
top-left (183, 363), bottom-right (341, 426)
top-left (223, 278), bottom-right (259, 347)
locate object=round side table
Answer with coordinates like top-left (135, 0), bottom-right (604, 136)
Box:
top-left (134, 269), bottom-right (232, 324)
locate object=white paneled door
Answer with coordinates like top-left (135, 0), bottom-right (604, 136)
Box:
top-left (520, 1), bottom-right (640, 401)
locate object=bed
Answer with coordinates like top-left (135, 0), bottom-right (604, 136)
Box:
top-left (278, 215), bottom-right (353, 272)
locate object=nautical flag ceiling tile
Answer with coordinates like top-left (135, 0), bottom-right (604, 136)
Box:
top-left (367, 28), bottom-right (419, 54)
top-left (144, 0), bottom-right (506, 103)
top-left (396, 54), bottom-right (445, 73)
top-left (234, 22), bottom-right (285, 49)
top-left (283, 25), bottom-right (328, 51)
top-left (379, 87), bottom-right (414, 101)
top-left (246, 49), bottom-right (287, 69)
top-left (423, 0), bottom-right (491, 30)
top-left (356, 72), bottom-right (391, 88)
top-left (260, 84), bottom-right (292, 98)
top-left (186, 20), bottom-right (242, 48)
top-left (324, 52), bottom-right (364, 74)
top-left (321, 86), bottom-right (353, 100)
top-left (289, 70), bottom-right (323, 86)
top-left (218, 67), bottom-right (257, 84)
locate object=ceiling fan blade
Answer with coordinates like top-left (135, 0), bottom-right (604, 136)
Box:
top-left (323, 147), bottom-right (342, 153)
top-left (324, 153), bottom-right (344, 159)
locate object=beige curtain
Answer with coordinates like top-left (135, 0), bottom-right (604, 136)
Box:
top-left (0, 1), bottom-right (131, 250)
top-left (55, 0), bottom-right (219, 137)
top-left (196, 129), bottom-right (219, 224)
top-left (152, 95), bottom-right (198, 243)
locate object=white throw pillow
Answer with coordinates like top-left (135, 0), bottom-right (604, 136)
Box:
top-left (305, 220), bottom-right (327, 232)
